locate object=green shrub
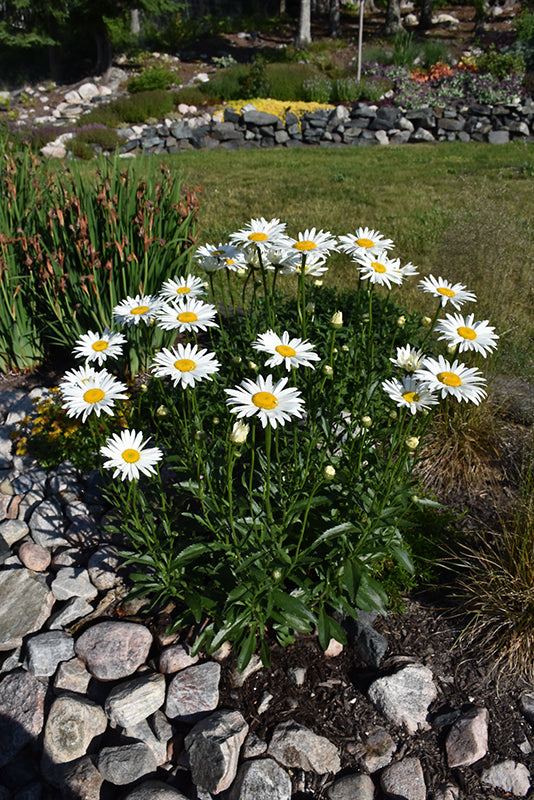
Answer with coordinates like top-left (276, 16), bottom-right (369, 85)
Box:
top-left (239, 55), bottom-right (271, 100)
top-left (127, 66), bottom-right (177, 94)
top-left (516, 8), bottom-right (534, 41)
top-left (69, 140), bottom-right (95, 160)
top-left (419, 40), bottom-right (452, 70)
top-left (200, 62), bottom-right (324, 103)
top-left (82, 90), bottom-right (176, 126)
top-left (392, 31), bottom-right (421, 67)
top-left (333, 77), bottom-right (362, 103)
top-left (303, 75), bottom-right (333, 103)
top-left (74, 125), bottom-right (121, 150)
top-left (475, 45), bottom-right (526, 79)
top-left (199, 64), bottom-right (249, 101)
top-left (173, 86), bottom-right (211, 106)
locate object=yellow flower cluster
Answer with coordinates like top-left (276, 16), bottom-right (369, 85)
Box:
top-left (220, 98), bottom-right (335, 124)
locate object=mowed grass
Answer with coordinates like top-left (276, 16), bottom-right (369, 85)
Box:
top-left (162, 141), bottom-right (534, 374)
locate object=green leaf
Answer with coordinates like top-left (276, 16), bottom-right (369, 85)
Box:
top-left (305, 521), bottom-right (356, 552)
top-left (237, 628), bottom-right (257, 672)
top-left (272, 589), bottom-right (316, 632)
top-left (317, 605), bottom-right (331, 651)
top-left (342, 557), bottom-right (362, 602)
top-left (356, 575), bottom-right (388, 615)
top-left (391, 543), bottom-right (414, 574)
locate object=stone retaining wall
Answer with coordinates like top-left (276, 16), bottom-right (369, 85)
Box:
top-left (116, 100), bottom-right (534, 155)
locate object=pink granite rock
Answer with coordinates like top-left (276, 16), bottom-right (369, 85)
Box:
top-left (75, 621), bottom-right (153, 680)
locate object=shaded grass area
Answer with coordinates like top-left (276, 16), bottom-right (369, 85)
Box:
top-left (169, 141), bottom-right (534, 375)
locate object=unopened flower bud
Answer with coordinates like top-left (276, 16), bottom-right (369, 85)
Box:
top-left (421, 315), bottom-right (432, 327)
top-left (447, 343), bottom-right (457, 354)
top-left (248, 361), bottom-right (259, 371)
top-left (139, 383), bottom-right (149, 393)
top-left (361, 415), bottom-right (372, 428)
top-left (212, 416), bottom-right (220, 425)
top-left (229, 420), bottom-right (250, 445)
top-left (272, 569), bottom-right (282, 580)
top-left (342, 345), bottom-right (349, 351)
top-left (231, 356), bottom-right (242, 366)
top-left (195, 430), bottom-right (208, 441)
top-left (306, 302), bottom-right (315, 315)
top-left (397, 315), bottom-right (406, 327)
top-left (324, 465), bottom-right (336, 480)
top-left (330, 310), bottom-right (343, 328)
top-left (412, 494), bottom-right (419, 504)
top-left (406, 435), bottom-right (420, 451)
top-left (322, 364), bottom-right (334, 377)
top-left (156, 405), bottom-right (169, 417)
top-left (389, 410), bottom-right (398, 421)
top-left (333, 347), bottom-right (338, 355)
top-left (236, 267), bottom-right (247, 277)
top-left (314, 279), bottom-right (324, 287)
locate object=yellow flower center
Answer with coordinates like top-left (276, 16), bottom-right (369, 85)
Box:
top-left (402, 391), bottom-right (419, 403)
top-left (437, 371), bottom-right (462, 387)
top-left (225, 258), bottom-right (235, 266)
top-left (457, 326), bottom-right (477, 340)
top-left (248, 232), bottom-right (268, 242)
top-left (130, 305), bottom-right (150, 315)
top-left (252, 391), bottom-right (278, 410)
top-left (176, 286), bottom-right (190, 294)
top-left (122, 448), bottom-right (140, 463)
top-left (293, 240), bottom-right (317, 251)
top-left (371, 261), bottom-right (386, 274)
top-left (174, 358), bottom-right (196, 372)
top-left (437, 287), bottom-right (455, 297)
top-left (83, 388), bottom-right (105, 404)
top-left (92, 340), bottom-right (108, 352)
top-left (356, 237), bottom-right (374, 248)
top-left (177, 311), bottom-right (198, 323)
top-left (275, 344), bottom-right (297, 358)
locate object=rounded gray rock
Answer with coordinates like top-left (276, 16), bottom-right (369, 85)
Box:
top-left (368, 664), bottom-right (437, 734)
top-left (42, 694), bottom-right (108, 774)
top-left (24, 630), bottom-right (75, 676)
top-left (380, 757), bottom-right (426, 800)
top-left (165, 661), bottom-right (221, 721)
top-left (75, 621), bottom-right (153, 680)
top-left (0, 568), bottom-right (55, 650)
top-left (481, 759), bottom-right (531, 797)
top-left (0, 671), bottom-right (47, 768)
top-left (328, 773), bottom-right (375, 800)
top-left (229, 758), bottom-right (292, 800)
top-left (122, 780), bottom-right (190, 800)
top-left (96, 742), bottom-right (158, 785)
top-left (105, 672), bottom-right (166, 728)
top-left (267, 720), bottom-right (341, 774)
top-left (185, 708), bottom-right (249, 793)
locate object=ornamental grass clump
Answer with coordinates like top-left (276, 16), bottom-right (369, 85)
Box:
top-left (45, 217), bottom-right (498, 669)
top-left (0, 142), bottom-right (201, 374)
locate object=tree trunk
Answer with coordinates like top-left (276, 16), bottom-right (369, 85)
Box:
top-left (296, 0), bottom-right (311, 47)
top-left (279, 0), bottom-right (286, 12)
top-left (329, 0), bottom-right (340, 37)
top-left (363, 0), bottom-right (377, 12)
top-left (94, 22), bottom-right (113, 78)
top-left (418, 0), bottom-right (433, 31)
top-left (384, 0), bottom-right (404, 34)
top-left (130, 8), bottom-right (141, 34)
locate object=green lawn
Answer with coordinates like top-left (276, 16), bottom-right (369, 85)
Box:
top-left (166, 141), bottom-right (534, 375)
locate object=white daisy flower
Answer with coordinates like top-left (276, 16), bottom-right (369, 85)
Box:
top-left (382, 375), bottom-right (439, 415)
top-left (225, 374), bottom-right (304, 429)
top-left (113, 294), bottom-right (161, 327)
top-left (252, 330), bottom-right (320, 371)
top-left (418, 275), bottom-right (477, 309)
top-left (195, 243), bottom-right (246, 272)
top-left (338, 227), bottom-right (394, 257)
top-left (60, 369), bottom-right (128, 422)
top-left (390, 344), bottom-right (425, 372)
top-left (156, 297), bottom-right (219, 332)
top-left (73, 330), bottom-right (126, 366)
top-left (151, 343), bottom-right (220, 388)
top-left (415, 355), bottom-right (487, 404)
top-left (354, 250), bottom-right (403, 289)
top-left (434, 312), bottom-right (499, 357)
top-left (230, 218), bottom-right (290, 251)
top-left (159, 275), bottom-right (207, 303)
top-left (59, 364), bottom-right (100, 387)
top-left (280, 252), bottom-right (329, 277)
top-left (285, 228), bottom-right (338, 257)
top-left (396, 261), bottom-right (419, 278)
top-left (100, 429), bottom-right (162, 481)
top-left (263, 247), bottom-right (300, 271)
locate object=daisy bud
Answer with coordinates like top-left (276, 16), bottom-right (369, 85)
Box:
top-left (322, 364), bottom-right (334, 377)
top-left (323, 465), bottom-right (336, 480)
top-left (156, 405), bottom-right (169, 417)
top-left (333, 347), bottom-right (338, 355)
top-left (421, 316), bottom-right (432, 327)
top-left (406, 435), bottom-right (420, 451)
top-left (229, 420), bottom-right (250, 445)
top-left (231, 356), bottom-right (242, 366)
top-left (314, 279), bottom-right (324, 287)
top-left (236, 268), bottom-right (247, 277)
top-left (248, 361), bottom-right (259, 372)
top-left (361, 415), bottom-right (372, 428)
top-left (412, 495), bottom-right (419, 503)
top-left (212, 416), bottom-right (220, 425)
top-left (341, 345), bottom-right (349, 351)
top-left (195, 430), bottom-right (208, 441)
top-left (396, 315), bottom-right (406, 327)
top-left (330, 310), bottom-right (343, 328)
top-left (306, 302), bottom-right (315, 315)
top-left (389, 410), bottom-right (398, 421)
top-left (447, 343), bottom-right (457, 354)
top-left (139, 383), bottom-right (149, 393)
top-left (272, 569), bottom-right (282, 580)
